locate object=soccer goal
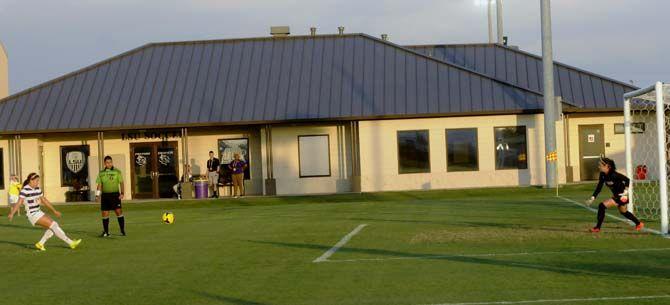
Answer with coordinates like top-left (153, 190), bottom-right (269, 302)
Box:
top-left (624, 82), bottom-right (670, 235)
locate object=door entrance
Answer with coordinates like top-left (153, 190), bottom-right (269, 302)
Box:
top-left (578, 125), bottom-right (605, 181)
top-left (130, 142), bottom-right (179, 199)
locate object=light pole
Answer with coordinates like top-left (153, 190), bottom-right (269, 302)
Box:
top-left (488, 0), bottom-right (495, 43)
top-left (496, 0), bottom-right (504, 44)
top-left (541, 0), bottom-right (558, 188)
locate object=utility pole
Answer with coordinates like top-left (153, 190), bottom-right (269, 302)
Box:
top-left (541, 0), bottom-right (557, 188)
top-left (496, 0), bottom-right (504, 44)
top-left (488, 0), bottom-right (495, 43)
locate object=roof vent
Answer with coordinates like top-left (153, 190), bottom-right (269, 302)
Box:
top-left (310, 27), bottom-right (317, 36)
top-left (337, 26), bottom-right (345, 35)
top-left (381, 34), bottom-right (388, 41)
top-left (270, 26), bottom-right (290, 37)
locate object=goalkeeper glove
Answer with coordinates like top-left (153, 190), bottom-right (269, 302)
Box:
top-left (586, 196), bottom-right (595, 205)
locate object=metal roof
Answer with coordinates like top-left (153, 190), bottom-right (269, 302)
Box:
top-left (406, 43), bottom-right (637, 111)
top-left (0, 34), bottom-right (546, 134)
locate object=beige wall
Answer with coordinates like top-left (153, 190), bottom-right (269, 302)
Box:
top-left (41, 135), bottom-right (98, 202)
top-left (12, 129), bottom-right (264, 202)
top-left (269, 125), bottom-right (352, 195)
top-left (0, 41), bottom-right (8, 99)
top-left (184, 129), bottom-right (263, 196)
top-left (0, 139), bottom-right (8, 206)
top-left (565, 113), bottom-right (626, 181)
top-left (1, 112), bottom-right (631, 201)
top-left (358, 114), bottom-right (568, 192)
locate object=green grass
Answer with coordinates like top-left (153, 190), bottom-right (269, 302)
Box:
top-left (2, 184), bottom-right (670, 305)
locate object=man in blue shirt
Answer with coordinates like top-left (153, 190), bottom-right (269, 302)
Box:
top-left (228, 153), bottom-right (247, 198)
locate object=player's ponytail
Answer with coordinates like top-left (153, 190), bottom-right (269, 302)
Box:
top-left (599, 157), bottom-right (616, 171)
top-left (22, 173), bottom-right (40, 187)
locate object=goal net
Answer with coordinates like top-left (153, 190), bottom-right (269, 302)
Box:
top-left (624, 82), bottom-right (670, 234)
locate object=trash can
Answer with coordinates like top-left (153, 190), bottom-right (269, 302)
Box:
top-left (194, 179), bottom-right (209, 199)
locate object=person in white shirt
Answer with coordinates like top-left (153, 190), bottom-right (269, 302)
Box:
top-left (7, 173), bottom-right (82, 251)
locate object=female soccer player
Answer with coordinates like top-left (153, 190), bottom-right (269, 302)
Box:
top-left (586, 157), bottom-right (644, 233)
top-left (7, 173), bottom-right (82, 251)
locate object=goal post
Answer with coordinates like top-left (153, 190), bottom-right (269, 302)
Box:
top-left (624, 82), bottom-right (669, 235)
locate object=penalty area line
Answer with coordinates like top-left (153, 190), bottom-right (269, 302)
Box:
top-left (557, 196), bottom-right (664, 236)
top-left (313, 224), bottom-right (367, 263)
top-left (420, 294), bottom-right (670, 305)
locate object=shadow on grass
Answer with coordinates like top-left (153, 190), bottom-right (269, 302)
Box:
top-left (0, 239), bottom-right (33, 249)
top-left (458, 221), bottom-right (597, 234)
top-left (247, 240), bottom-right (670, 280)
top-left (190, 290), bottom-right (270, 305)
top-left (0, 223), bottom-right (43, 231)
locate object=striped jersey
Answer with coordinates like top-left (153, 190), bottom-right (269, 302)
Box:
top-left (20, 185), bottom-right (43, 215)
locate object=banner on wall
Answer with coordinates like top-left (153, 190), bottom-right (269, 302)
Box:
top-left (61, 145), bottom-right (90, 187)
top-left (218, 138), bottom-right (250, 181)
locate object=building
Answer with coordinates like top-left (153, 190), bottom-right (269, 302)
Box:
top-left (0, 32), bottom-right (636, 203)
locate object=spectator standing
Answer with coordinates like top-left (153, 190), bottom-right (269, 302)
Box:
top-left (229, 153), bottom-right (247, 198)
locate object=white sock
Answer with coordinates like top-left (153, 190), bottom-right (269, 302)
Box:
top-left (38, 230), bottom-right (54, 245)
top-left (49, 222), bottom-right (73, 245)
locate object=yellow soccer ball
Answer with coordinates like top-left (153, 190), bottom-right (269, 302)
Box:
top-left (162, 212), bottom-right (175, 224)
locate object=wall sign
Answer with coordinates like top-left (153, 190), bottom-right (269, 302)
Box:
top-left (158, 150), bottom-right (174, 166)
top-left (61, 145), bottom-right (90, 187)
top-left (135, 152), bottom-right (150, 167)
top-left (587, 134), bottom-right (595, 143)
top-left (122, 130), bottom-right (181, 141)
top-left (218, 138), bottom-right (251, 181)
top-left (614, 123), bottom-right (645, 134)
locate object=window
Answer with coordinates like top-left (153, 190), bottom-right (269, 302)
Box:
top-left (61, 145), bottom-right (90, 187)
top-left (494, 126), bottom-right (528, 170)
top-left (0, 148), bottom-right (4, 190)
top-left (614, 123), bottom-right (645, 134)
top-left (446, 128), bottom-right (478, 171)
top-left (218, 138), bottom-right (251, 183)
top-left (397, 130), bottom-right (431, 174)
top-left (298, 135), bottom-right (331, 177)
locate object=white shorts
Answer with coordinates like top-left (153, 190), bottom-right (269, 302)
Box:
top-left (9, 195), bottom-right (19, 205)
top-left (27, 210), bottom-right (46, 226)
top-left (207, 172), bottom-right (219, 186)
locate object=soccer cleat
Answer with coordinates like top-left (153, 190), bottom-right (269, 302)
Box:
top-left (635, 222), bottom-right (645, 231)
top-left (69, 239), bottom-right (82, 250)
top-left (35, 242), bottom-right (46, 251)
top-left (100, 232), bottom-right (110, 238)
top-left (589, 227), bottom-right (601, 233)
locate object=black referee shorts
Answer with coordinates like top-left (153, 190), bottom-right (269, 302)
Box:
top-left (101, 192), bottom-right (122, 211)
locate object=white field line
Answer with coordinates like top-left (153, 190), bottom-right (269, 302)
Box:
top-left (313, 224), bottom-right (367, 263)
top-left (324, 247), bottom-right (670, 263)
top-left (421, 294), bottom-right (670, 305)
top-left (556, 196), bottom-right (665, 236)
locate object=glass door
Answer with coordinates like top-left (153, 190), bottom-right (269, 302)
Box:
top-left (157, 142), bottom-right (179, 198)
top-left (131, 144), bottom-right (155, 199)
top-left (130, 141), bottom-right (179, 199)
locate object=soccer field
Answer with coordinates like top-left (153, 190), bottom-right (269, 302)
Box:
top-left (2, 184), bottom-right (669, 305)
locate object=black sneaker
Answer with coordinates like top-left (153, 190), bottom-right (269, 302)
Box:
top-left (120, 232), bottom-right (126, 236)
top-left (100, 232), bottom-right (110, 237)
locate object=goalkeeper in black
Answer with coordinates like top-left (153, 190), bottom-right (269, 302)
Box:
top-left (586, 157), bottom-right (644, 233)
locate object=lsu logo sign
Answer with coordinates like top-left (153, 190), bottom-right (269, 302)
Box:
top-left (66, 151), bottom-right (86, 173)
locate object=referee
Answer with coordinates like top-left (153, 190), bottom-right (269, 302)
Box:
top-left (96, 156), bottom-right (125, 237)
